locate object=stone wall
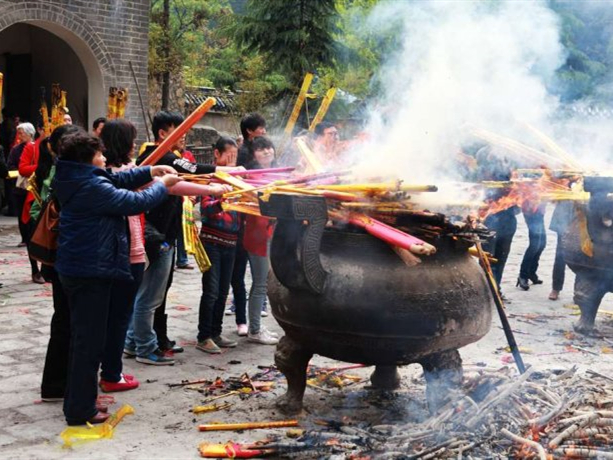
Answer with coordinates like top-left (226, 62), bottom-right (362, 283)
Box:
top-left (0, 0), bottom-right (150, 140)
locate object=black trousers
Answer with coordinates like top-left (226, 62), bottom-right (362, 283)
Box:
top-left (101, 263), bottom-right (144, 382)
top-left (41, 267), bottom-right (70, 399)
top-left (484, 232), bottom-right (515, 289)
top-left (552, 234), bottom-right (565, 292)
top-left (13, 191), bottom-right (39, 275)
top-left (60, 275), bottom-right (114, 424)
top-left (519, 211), bottom-right (547, 280)
top-left (230, 238), bottom-right (248, 326)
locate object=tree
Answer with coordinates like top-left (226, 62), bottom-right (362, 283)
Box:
top-left (149, 0), bottom-right (229, 109)
top-left (229, 0), bottom-right (342, 88)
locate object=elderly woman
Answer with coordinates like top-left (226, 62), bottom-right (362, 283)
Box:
top-left (7, 122), bottom-right (43, 283)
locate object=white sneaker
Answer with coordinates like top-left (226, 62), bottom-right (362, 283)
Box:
top-left (236, 324), bottom-right (248, 336)
top-left (261, 308), bottom-right (269, 317)
top-left (261, 326), bottom-right (279, 338)
top-left (247, 329), bottom-right (279, 345)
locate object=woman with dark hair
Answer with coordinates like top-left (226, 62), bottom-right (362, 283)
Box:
top-left (242, 136), bottom-right (279, 345)
top-left (97, 119), bottom-right (146, 392)
top-left (39, 124), bottom-right (80, 402)
top-left (54, 129), bottom-right (180, 425)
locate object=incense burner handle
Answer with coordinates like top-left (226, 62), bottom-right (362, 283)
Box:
top-left (259, 193), bottom-right (328, 294)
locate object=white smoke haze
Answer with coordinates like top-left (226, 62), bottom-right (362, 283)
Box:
top-left (350, 0), bottom-right (568, 182)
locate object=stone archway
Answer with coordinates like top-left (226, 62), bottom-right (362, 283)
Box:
top-left (0, 2), bottom-right (116, 126)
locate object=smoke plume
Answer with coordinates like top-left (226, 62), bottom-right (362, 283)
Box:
top-left (351, 0), bottom-right (567, 181)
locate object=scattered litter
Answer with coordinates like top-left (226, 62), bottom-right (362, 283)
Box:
top-left (59, 404), bottom-right (134, 448)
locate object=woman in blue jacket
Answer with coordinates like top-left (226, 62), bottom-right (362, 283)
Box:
top-left (53, 130), bottom-right (180, 426)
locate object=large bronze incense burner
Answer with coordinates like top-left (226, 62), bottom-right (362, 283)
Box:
top-left (260, 193), bottom-right (493, 413)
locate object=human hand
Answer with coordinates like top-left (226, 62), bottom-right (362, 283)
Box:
top-left (161, 174), bottom-right (183, 188)
top-left (207, 184), bottom-right (233, 196)
top-left (151, 165), bottom-right (177, 177)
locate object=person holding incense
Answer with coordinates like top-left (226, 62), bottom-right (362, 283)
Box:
top-left (53, 129), bottom-right (180, 426)
top-left (38, 125), bottom-right (80, 403)
top-left (196, 136), bottom-right (243, 354)
top-left (237, 112), bottom-right (267, 167)
top-left (9, 122), bottom-right (44, 282)
top-left (242, 136), bottom-right (280, 345)
top-left (476, 145), bottom-right (519, 300)
top-left (128, 111), bottom-right (231, 365)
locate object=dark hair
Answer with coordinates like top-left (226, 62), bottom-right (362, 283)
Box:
top-left (246, 136), bottom-right (275, 170)
top-left (213, 136), bottom-right (237, 153)
top-left (93, 117), bottom-right (106, 130)
top-left (35, 139), bottom-right (54, 191)
top-left (152, 111), bottom-right (184, 141)
top-left (50, 124), bottom-right (81, 156)
top-left (240, 113), bottom-right (266, 140)
top-left (314, 121), bottom-right (335, 137)
top-left (100, 119), bottom-right (136, 167)
top-left (59, 131), bottom-right (103, 164)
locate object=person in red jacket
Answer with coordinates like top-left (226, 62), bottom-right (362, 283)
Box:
top-left (243, 136), bottom-right (279, 345)
top-left (14, 123), bottom-right (43, 283)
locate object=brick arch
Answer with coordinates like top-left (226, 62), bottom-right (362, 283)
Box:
top-left (0, 2), bottom-right (115, 125)
top-left (0, 2), bottom-right (115, 77)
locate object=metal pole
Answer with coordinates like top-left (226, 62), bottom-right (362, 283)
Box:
top-left (129, 61), bottom-right (152, 142)
top-left (475, 242), bottom-right (526, 374)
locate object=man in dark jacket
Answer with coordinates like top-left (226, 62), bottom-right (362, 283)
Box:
top-left (125, 111), bottom-right (230, 365)
top-left (237, 113), bottom-right (267, 167)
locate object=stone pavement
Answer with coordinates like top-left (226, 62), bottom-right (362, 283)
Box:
top-left (1, 211), bottom-right (613, 459)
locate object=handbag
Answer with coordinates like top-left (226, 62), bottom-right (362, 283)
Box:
top-left (16, 174), bottom-right (28, 189)
top-left (29, 195), bottom-right (60, 265)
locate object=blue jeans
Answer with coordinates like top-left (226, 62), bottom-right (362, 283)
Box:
top-left (197, 243), bottom-right (236, 341)
top-left (125, 247), bottom-right (175, 357)
top-left (247, 251), bottom-right (269, 335)
top-left (176, 228), bottom-right (189, 267)
top-left (230, 239), bottom-right (248, 325)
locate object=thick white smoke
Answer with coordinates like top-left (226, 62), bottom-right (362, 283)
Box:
top-left (351, 0), bottom-right (567, 181)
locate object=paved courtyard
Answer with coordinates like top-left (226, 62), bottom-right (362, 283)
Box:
top-left (1, 211), bottom-right (613, 459)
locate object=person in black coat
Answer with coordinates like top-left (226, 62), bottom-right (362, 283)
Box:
top-left (54, 129), bottom-right (180, 426)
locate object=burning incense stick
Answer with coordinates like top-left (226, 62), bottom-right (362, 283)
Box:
top-left (140, 97), bottom-right (216, 166)
top-left (296, 138), bottom-right (324, 173)
top-left (316, 183), bottom-right (437, 193)
top-left (198, 420), bottom-right (298, 432)
top-left (228, 167), bottom-right (295, 176)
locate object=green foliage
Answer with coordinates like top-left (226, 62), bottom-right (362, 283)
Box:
top-left (550, 1), bottom-right (613, 104)
top-left (229, 0), bottom-right (342, 88)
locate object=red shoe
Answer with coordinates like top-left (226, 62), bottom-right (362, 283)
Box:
top-left (99, 375), bottom-right (140, 393)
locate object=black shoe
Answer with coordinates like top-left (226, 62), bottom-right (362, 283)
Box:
top-left (529, 275), bottom-right (543, 285)
top-left (159, 339), bottom-right (184, 354)
top-left (516, 277), bottom-right (530, 291)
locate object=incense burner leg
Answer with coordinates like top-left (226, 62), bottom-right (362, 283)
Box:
top-left (573, 272), bottom-right (607, 335)
top-left (420, 349), bottom-right (463, 413)
top-left (370, 365), bottom-right (401, 390)
top-left (274, 335), bottom-right (313, 414)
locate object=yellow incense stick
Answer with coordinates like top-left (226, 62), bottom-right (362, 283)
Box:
top-left (285, 73), bottom-right (314, 135)
top-left (309, 87), bottom-right (337, 131)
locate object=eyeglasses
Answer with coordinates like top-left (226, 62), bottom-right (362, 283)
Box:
top-left (324, 131), bottom-right (339, 137)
